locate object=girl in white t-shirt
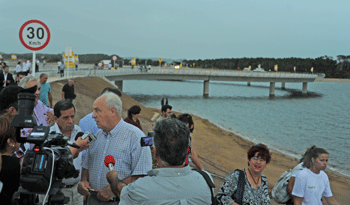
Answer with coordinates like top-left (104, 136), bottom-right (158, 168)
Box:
top-left (292, 146), bottom-right (339, 205)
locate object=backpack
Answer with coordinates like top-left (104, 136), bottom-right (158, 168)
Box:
top-left (272, 166), bottom-right (303, 203)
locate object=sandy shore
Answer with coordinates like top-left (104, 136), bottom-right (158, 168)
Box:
top-left (50, 76), bottom-right (350, 204)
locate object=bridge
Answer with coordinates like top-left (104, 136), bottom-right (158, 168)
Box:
top-left (35, 66), bottom-right (323, 97)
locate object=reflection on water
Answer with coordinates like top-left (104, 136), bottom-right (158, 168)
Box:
top-left (123, 80), bottom-right (350, 176)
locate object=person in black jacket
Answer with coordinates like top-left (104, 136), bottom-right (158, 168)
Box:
top-left (0, 66), bottom-right (14, 92)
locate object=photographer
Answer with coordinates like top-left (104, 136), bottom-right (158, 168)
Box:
top-left (0, 85), bottom-right (90, 159)
top-left (0, 112), bottom-right (21, 205)
top-left (106, 118), bottom-right (213, 205)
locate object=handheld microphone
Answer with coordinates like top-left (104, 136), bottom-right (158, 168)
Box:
top-left (104, 155), bottom-right (115, 171)
top-left (67, 141), bottom-right (80, 149)
top-left (75, 131), bottom-right (97, 144)
top-left (74, 132), bottom-right (84, 141)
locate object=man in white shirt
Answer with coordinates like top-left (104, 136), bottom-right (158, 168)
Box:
top-left (36, 58), bottom-right (40, 72)
top-left (39, 99), bottom-right (90, 205)
top-left (22, 60), bottom-right (29, 75)
top-left (26, 60), bottom-right (31, 73)
top-left (58, 61), bottom-right (62, 74)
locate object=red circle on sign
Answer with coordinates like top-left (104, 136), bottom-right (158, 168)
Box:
top-left (19, 20), bottom-right (51, 51)
top-left (113, 56), bottom-right (117, 60)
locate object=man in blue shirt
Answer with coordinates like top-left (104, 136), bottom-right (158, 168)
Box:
top-left (106, 118), bottom-right (213, 205)
top-left (78, 91), bottom-right (151, 204)
top-left (39, 73), bottom-right (53, 108)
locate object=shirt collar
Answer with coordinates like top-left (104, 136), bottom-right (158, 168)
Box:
top-left (147, 165), bottom-right (191, 177)
top-left (50, 122), bottom-right (79, 140)
top-left (103, 119), bottom-right (124, 138)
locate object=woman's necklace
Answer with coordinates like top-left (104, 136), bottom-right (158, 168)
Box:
top-left (248, 168), bottom-right (260, 189)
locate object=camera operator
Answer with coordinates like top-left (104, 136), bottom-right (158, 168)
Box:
top-left (0, 112), bottom-right (22, 205)
top-left (38, 99), bottom-right (90, 204)
top-left (0, 85), bottom-right (90, 160)
top-left (78, 92), bottom-right (152, 204)
top-left (0, 85), bottom-right (23, 115)
top-left (106, 118), bottom-right (213, 205)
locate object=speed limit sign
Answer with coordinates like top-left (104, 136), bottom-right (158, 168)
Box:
top-left (19, 20), bottom-right (50, 51)
top-left (112, 55), bottom-right (117, 61)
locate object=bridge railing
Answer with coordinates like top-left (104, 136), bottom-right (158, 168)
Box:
top-left (43, 66), bottom-right (319, 83)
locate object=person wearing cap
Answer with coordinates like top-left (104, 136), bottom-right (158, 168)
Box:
top-left (0, 85), bottom-right (24, 115)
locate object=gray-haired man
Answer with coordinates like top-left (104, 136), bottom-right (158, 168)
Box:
top-left (106, 118), bottom-right (213, 205)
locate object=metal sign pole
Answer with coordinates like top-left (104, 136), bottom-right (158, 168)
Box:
top-left (32, 51), bottom-right (36, 76)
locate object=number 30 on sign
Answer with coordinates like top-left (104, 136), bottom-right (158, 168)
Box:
top-left (19, 20), bottom-right (51, 51)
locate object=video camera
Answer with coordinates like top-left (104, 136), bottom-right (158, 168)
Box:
top-left (10, 88), bottom-right (79, 205)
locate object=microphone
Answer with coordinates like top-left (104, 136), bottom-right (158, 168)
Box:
top-left (67, 141), bottom-right (80, 149)
top-left (104, 155), bottom-right (115, 171)
top-left (74, 132), bottom-right (84, 141)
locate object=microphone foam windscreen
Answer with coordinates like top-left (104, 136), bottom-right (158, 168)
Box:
top-left (74, 132), bottom-right (84, 141)
top-left (104, 155), bottom-right (115, 167)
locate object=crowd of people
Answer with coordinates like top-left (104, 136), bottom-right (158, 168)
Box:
top-left (0, 58), bottom-right (341, 205)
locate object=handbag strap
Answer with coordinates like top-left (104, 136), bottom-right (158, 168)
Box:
top-left (193, 169), bottom-right (217, 205)
top-left (232, 169), bottom-right (245, 205)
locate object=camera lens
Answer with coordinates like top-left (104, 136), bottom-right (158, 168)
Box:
top-left (17, 93), bottom-right (36, 117)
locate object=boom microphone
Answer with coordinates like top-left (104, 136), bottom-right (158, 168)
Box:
top-left (104, 155), bottom-right (115, 171)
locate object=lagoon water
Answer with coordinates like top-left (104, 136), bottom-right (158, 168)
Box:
top-left (123, 80), bottom-right (350, 176)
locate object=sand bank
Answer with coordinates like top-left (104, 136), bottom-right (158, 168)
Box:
top-left (50, 77), bottom-right (350, 204)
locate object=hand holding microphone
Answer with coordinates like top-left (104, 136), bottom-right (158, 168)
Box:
top-left (104, 155), bottom-right (115, 171)
top-left (105, 155), bottom-right (119, 186)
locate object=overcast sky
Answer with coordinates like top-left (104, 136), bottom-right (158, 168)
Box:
top-left (1, 0), bottom-right (349, 60)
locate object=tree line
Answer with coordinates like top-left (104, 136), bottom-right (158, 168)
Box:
top-left (2, 53), bottom-right (349, 78)
top-left (182, 55), bottom-right (350, 79)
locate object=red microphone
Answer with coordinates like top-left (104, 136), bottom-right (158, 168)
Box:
top-left (104, 155), bottom-right (115, 171)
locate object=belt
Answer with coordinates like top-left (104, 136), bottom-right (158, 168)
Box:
top-left (90, 190), bottom-right (120, 202)
top-left (108, 197), bottom-right (119, 202)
